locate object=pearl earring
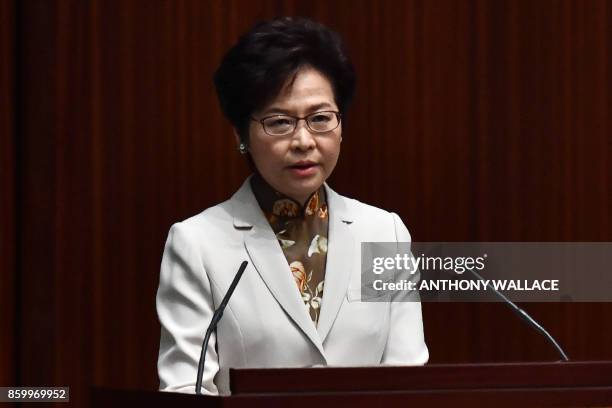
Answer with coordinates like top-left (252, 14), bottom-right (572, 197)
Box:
top-left (239, 143), bottom-right (248, 155)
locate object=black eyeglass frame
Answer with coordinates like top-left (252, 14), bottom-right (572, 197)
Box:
top-left (250, 110), bottom-right (342, 136)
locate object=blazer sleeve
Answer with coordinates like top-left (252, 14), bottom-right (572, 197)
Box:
top-left (156, 222), bottom-right (220, 395)
top-left (380, 213), bottom-right (430, 365)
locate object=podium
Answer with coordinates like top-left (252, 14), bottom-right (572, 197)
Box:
top-left (92, 361), bottom-right (612, 407)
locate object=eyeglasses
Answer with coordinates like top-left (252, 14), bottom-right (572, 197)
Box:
top-left (251, 111), bottom-right (342, 136)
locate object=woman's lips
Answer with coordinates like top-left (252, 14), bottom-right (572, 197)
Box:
top-left (288, 163), bottom-right (318, 177)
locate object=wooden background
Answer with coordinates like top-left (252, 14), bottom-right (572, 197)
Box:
top-left (2, 0), bottom-right (610, 406)
top-left (1, 0), bottom-right (16, 396)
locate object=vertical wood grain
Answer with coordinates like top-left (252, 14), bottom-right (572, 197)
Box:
top-left (0, 0), bottom-right (16, 389)
top-left (17, 0), bottom-right (60, 395)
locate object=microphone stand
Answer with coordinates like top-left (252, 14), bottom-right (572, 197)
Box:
top-left (195, 260), bottom-right (249, 394)
top-left (466, 267), bottom-right (569, 361)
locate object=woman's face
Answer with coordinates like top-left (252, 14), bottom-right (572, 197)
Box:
top-left (244, 66), bottom-right (342, 205)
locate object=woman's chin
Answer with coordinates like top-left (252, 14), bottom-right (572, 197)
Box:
top-left (282, 179), bottom-right (325, 202)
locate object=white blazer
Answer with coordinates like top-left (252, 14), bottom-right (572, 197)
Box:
top-left (156, 176), bottom-right (428, 395)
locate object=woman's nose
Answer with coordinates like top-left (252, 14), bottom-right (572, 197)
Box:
top-left (291, 120), bottom-right (316, 151)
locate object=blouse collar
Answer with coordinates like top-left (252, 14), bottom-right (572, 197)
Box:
top-left (250, 173), bottom-right (327, 219)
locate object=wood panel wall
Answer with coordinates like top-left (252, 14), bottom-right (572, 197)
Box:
top-left (1, 0), bottom-right (16, 390)
top-left (6, 0), bottom-right (611, 406)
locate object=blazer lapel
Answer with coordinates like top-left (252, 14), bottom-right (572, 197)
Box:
top-left (316, 183), bottom-right (354, 344)
top-left (230, 177), bottom-right (327, 360)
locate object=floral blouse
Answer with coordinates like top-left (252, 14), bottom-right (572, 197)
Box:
top-left (251, 174), bottom-right (329, 326)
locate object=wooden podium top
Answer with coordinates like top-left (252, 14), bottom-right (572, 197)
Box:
top-left (92, 361), bottom-right (612, 407)
top-left (230, 360), bottom-right (612, 394)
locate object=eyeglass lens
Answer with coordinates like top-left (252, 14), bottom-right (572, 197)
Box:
top-left (262, 112), bottom-right (339, 135)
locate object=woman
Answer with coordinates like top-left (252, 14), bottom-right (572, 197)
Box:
top-left (156, 16), bottom-right (428, 396)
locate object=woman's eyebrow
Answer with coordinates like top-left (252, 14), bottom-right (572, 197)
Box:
top-left (307, 102), bottom-right (333, 111)
top-left (262, 102), bottom-right (334, 116)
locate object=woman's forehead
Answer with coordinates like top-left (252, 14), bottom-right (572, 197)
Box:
top-left (260, 68), bottom-right (337, 115)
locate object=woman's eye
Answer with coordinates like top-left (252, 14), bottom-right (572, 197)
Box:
top-left (311, 114), bottom-right (331, 123)
top-left (270, 118), bottom-right (291, 126)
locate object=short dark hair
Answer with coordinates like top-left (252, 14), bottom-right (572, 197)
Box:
top-left (213, 17), bottom-right (356, 143)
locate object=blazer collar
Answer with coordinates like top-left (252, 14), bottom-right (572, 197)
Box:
top-left (231, 175), bottom-right (353, 228)
top-left (230, 176), bottom-right (354, 353)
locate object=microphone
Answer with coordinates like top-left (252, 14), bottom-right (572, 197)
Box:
top-left (195, 260), bottom-right (249, 395)
top-left (465, 266), bottom-right (570, 361)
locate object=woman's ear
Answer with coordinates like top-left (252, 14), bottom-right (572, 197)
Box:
top-left (233, 128), bottom-right (249, 155)
top-left (232, 128), bottom-right (241, 146)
